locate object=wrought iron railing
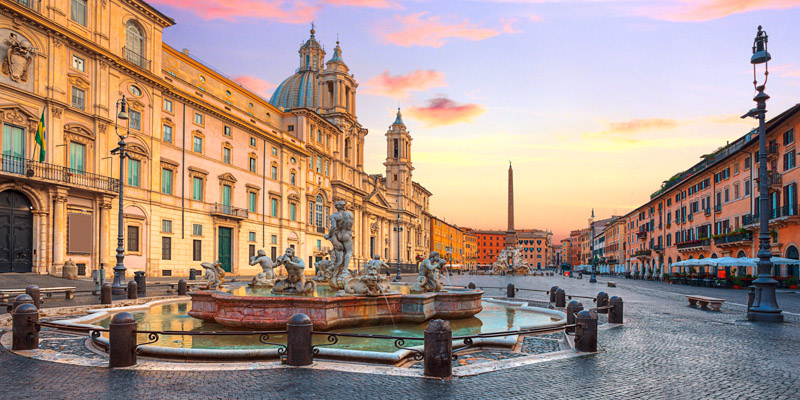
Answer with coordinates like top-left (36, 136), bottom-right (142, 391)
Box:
top-left (677, 239), bottom-right (710, 250)
top-left (714, 232), bottom-right (753, 245)
top-left (209, 203), bottom-right (248, 218)
top-left (0, 154), bottom-right (119, 192)
top-left (122, 46), bottom-right (151, 70)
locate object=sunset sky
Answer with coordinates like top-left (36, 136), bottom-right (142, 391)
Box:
top-left (151, 0), bottom-right (800, 240)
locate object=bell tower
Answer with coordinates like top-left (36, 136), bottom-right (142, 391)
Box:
top-left (298, 24), bottom-right (325, 72)
top-left (319, 39), bottom-right (356, 116)
top-left (384, 109), bottom-right (414, 208)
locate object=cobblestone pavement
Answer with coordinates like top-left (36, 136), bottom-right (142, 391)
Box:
top-left (1, 274), bottom-right (799, 399)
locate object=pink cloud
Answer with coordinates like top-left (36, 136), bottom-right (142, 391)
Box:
top-left (639, 0), bottom-right (800, 22)
top-left (323, 0), bottom-right (398, 7)
top-left (149, 0), bottom-right (318, 23)
top-left (234, 75), bottom-right (276, 97)
top-left (364, 70), bottom-right (446, 98)
top-left (406, 97), bottom-right (485, 126)
top-left (380, 12), bottom-right (520, 47)
top-left (771, 64), bottom-right (800, 78)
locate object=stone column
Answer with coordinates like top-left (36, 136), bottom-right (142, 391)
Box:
top-left (99, 197), bottom-right (113, 278)
top-left (362, 211), bottom-right (370, 259)
top-left (51, 189), bottom-right (69, 275)
top-left (32, 211), bottom-right (48, 274)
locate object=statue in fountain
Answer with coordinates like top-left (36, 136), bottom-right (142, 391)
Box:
top-left (272, 247), bottom-right (315, 294)
top-left (325, 200), bottom-right (354, 290)
top-left (249, 249), bottom-right (277, 287)
top-left (201, 261), bottom-right (225, 289)
top-left (313, 249), bottom-right (338, 282)
top-left (411, 251), bottom-right (448, 293)
top-left (345, 254), bottom-right (391, 296)
top-left (491, 248), bottom-right (510, 275)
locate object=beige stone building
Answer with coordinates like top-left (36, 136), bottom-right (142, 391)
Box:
top-left (0, 0), bottom-right (431, 277)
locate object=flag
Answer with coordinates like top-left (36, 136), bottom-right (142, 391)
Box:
top-left (34, 110), bottom-right (45, 162)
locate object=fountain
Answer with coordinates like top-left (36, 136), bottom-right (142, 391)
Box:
top-left (188, 200), bottom-right (484, 330)
top-left (491, 247), bottom-right (532, 275)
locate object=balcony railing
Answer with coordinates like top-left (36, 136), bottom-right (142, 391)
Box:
top-left (636, 230), bottom-right (648, 238)
top-left (634, 250), bottom-right (651, 258)
top-left (122, 46), bottom-right (151, 70)
top-left (652, 245), bottom-right (664, 252)
top-left (704, 208), bottom-right (711, 216)
top-left (755, 171), bottom-right (782, 190)
top-left (714, 232), bottom-right (753, 245)
top-left (209, 203), bottom-right (248, 219)
top-left (677, 239), bottom-right (710, 250)
top-left (0, 154), bottom-right (119, 192)
top-left (714, 205), bottom-right (722, 213)
top-left (744, 204), bottom-right (799, 226)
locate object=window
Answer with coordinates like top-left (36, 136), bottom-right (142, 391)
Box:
top-left (272, 147), bottom-right (278, 156)
top-left (734, 183), bottom-right (740, 199)
top-left (71, 0), bottom-right (87, 26)
top-left (270, 165), bottom-right (278, 180)
top-left (129, 85), bottom-right (142, 97)
top-left (69, 142), bottom-right (86, 174)
top-left (288, 125), bottom-right (294, 132)
top-left (129, 110), bottom-right (141, 130)
top-left (248, 192), bottom-right (257, 213)
top-left (163, 99), bottom-right (173, 113)
top-left (316, 156), bottom-right (322, 173)
top-left (324, 160), bottom-right (329, 176)
top-left (192, 177), bottom-right (203, 201)
top-left (162, 124), bottom-right (172, 143)
top-left (733, 163), bottom-right (739, 175)
top-left (194, 112), bottom-right (204, 125)
top-left (193, 135), bottom-right (203, 153)
top-left (271, 198), bottom-right (278, 217)
top-left (290, 171), bottom-right (296, 186)
top-left (250, 137), bottom-right (257, 148)
top-left (71, 87), bottom-right (85, 110)
top-left (161, 219), bottom-right (172, 233)
top-left (161, 168), bottom-right (172, 194)
top-left (784, 150), bottom-right (796, 171)
top-left (317, 130), bottom-right (322, 142)
top-left (127, 225), bottom-right (140, 252)
top-left (784, 129), bottom-right (795, 146)
top-left (192, 224), bottom-right (203, 236)
top-left (315, 195), bottom-right (324, 227)
top-left (127, 159), bottom-right (140, 187)
top-left (271, 235), bottom-right (278, 245)
top-left (72, 55), bottom-right (85, 72)
top-left (290, 203), bottom-right (296, 221)
top-left (222, 184), bottom-right (232, 206)
top-left (193, 240), bottom-right (202, 261)
top-left (162, 237), bottom-right (172, 260)
top-left (224, 125), bottom-right (232, 137)
top-left (223, 147), bottom-right (231, 164)
top-left (745, 179), bottom-right (752, 196)
top-left (249, 231), bottom-right (256, 242)
top-left (249, 157), bottom-right (257, 173)
top-left (125, 22), bottom-right (145, 66)
top-left (745, 156), bottom-right (752, 170)
top-left (724, 187), bottom-right (730, 203)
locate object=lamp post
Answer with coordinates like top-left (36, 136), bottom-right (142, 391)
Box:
top-left (393, 215), bottom-right (403, 282)
top-left (744, 26), bottom-right (783, 322)
top-left (111, 96), bottom-right (130, 296)
top-left (445, 246), bottom-right (452, 276)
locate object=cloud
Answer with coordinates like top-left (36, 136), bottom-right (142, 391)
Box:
top-left (583, 118), bottom-right (681, 143)
top-left (638, 0), bottom-right (800, 22)
top-left (406, 97), bottom-right (486, 126)
top-left (149, 0), bottom-right (318, 23)
top-left (323, 0), bottom-right (399, 7)
top-left (771, 64), bottom-right (800, 78)
top-left (379, 12), bottom-right (520, 47)
top-left (363, 70), bottom-right (446, 98)
top-left (234, 75), bottom-right (276, 97)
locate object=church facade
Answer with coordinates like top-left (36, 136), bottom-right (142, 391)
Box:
top-left (0, 0), bottom-right (431, 277)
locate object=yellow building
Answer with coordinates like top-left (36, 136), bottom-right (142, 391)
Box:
top-left (429, 217), bottom-right (464, 268)
top-left (463, 230), bottom-right (477, 273)
top-left (0, 0), bottom-right (432, 277)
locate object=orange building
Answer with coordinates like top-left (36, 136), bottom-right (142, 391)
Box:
top-left (473, 230), bottom-right (506, 269)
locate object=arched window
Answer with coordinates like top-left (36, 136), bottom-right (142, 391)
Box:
top-left (315, 194), bottom-right (324, 227)
top-left (126, 21), bottom-right (145, 67)
top-left (344, 137), bottom-right (351, 159)
top-left (786, 246), bottom-right (799, 277)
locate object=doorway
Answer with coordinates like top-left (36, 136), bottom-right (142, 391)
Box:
top-left (217, 227), bottom-right (232, 272)
top-left (0, 190), bottom-right (33, 273)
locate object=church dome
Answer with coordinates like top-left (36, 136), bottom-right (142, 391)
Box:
top-left (269, 70), bottom-right (319, 109)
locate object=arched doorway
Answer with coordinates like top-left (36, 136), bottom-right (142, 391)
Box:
top-left (0, 190), bottom-right (33, 273)
top-left (786, 246), bottom-right (799, 277)
top-left (736, 250), bottom-right (747, 276)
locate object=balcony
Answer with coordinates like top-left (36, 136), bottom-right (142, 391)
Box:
top-left (636, 230), bottom-right (648, 239)
top-left (209, 203), bottom-right (248, 219)
top-left (677, 239), bottom-right (710, 252)
top-left (704, 208), bottom-right (711, 216)
top-left (652, 245), bottom-right (664, 253)
top-left (755, 171), bottom-right (782, 192)
top-left (767, 143), bottom-right (779, 160)
top-left (714, 232), bottom-right (753, 248)
top-left (744, 204), bottom-right (799, 228)
top-left (316, 226), bottom-right (326, 234)
top-left (122, 46), bottom-right (151, 70)
top-left (0, 154), bottom-right (119, 193)
top-left (688, 213), bottom-right (693, 221)
top-left (714, 204), bottom-right (722, 213)
top-left (633, 249), bottom-right (651, 258)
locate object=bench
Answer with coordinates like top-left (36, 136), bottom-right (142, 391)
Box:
top-left (0, 287), bottom-right (77, 300)
top-left (686, 295), bottom-right (725, 311)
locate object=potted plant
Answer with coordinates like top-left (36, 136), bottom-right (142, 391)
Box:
top-left (788, 276), bottom-right (798, 290)
top-left (731, 276), bottom-right (742, 289)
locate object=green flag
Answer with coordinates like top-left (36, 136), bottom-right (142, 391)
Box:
top-left (34, 110), bottom-right (45, 162)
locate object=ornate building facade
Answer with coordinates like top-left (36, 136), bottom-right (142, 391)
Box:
top-left (0, 0), bottom-right (431, 277)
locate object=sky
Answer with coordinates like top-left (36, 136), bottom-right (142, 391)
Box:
top-left (151, 0), bottom-right (800, 241)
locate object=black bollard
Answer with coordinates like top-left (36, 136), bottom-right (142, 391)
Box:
top-left (109, 312), bottom-right (137, 368)
top-left (555, 288), bottom-right (566, 308)
top-left (506, 283), bottom-right (515, 298)
top-left (189, 269), bottom-right (197, 281)
top-left (177, 279), bottom-right (188, 296)
top-left (596, 291), bottom-right (609, 314)
top-left (575, 310), bottom-right (598, 352)
top-left (12, 303), bottom-right (39, 350)
top-left (609, 296), bottom-right (624, 324)
top-left (286, 313), bottom-right (313, 366)
top-left (423, 319), bottom-right (452, 379)
top-left (127, 281), bottom-right (138, 300)
top-left (467, 282), bottom-right (476, 289)
top-left (134, 271), bottom-right (146, 294)
top-left (101, 283), bottom-right (112, 304)
top-left (12, 294), bottom-right (34, 313)
top-left (549, 286), bottom-right (559, 303)
top-left (565, 300), bottom-right (583, 333)
top-left (25, 285), bottom-right (41, 309)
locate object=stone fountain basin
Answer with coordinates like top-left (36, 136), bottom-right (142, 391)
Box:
top-left (188, 288), bottom-right (484, 330)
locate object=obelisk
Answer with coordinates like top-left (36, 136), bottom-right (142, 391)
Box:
top-left (505, 162), bottom-right (517, 248)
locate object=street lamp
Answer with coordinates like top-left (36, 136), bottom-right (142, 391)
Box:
top-left (743, 26), bottom-right (783, 322)
top-left (445, 245), bottom-right (452, 276)
top-left (393, 215), bottom-right (403, 282)
top-left (110, 95), bottom-right (130, 295)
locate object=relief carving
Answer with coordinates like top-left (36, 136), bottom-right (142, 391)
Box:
top-left (2, 32), bottom-right (37, 83)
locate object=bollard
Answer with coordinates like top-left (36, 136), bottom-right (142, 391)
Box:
top-left (12, 303), bottom-right (39, 350)
top-left (596, 291), bottom-right (609, 314)
top-left (423, 319), bottom-right (452, 379)
top-left (189, 269), bottom-right (197, 281)
top-left (609, 296), bottom-right (624, 324)
top-left (549, 286), bottom-right (559, 303)
top-left (109, 312), bottom-right (137, 368)
top-left (25, 285), bottom-right (41, 309)
top-left (134, 271), bottom-right (146, 294)
top-left (177, 279), bottom-right (188, 296)
top-left (565, 300), bottom-right (583, 333)
top-left (555, 288), bottom-right (566, 308)
top-left (467, 282), bottom-right (476, 289)
top-left (575, 310), bottom-right (598, 353)
top-left (127, 281), bottom-right (138, 300)
top-left (12, 294), bottom-right (34, 313)
top-left (506, 283), bottom-right (515, 298)
top-left (101, 283), bottom-right (112, 305)
top-left (286, 313), bottom-right (313, 366)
